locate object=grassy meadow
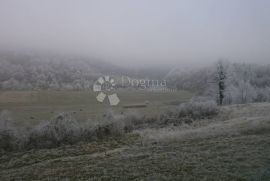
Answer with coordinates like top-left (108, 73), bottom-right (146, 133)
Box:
top-left (0, 90), bottom-right (193, 126)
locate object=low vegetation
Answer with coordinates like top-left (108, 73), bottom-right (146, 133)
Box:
top-left (0, 110), bottom-right (144, 152)
top-left (1, 102), bottom-right (270, 180)
top-left (0, 98), bottom-right (219, 152)
top-left (177, 97), bottom-right (218, 119)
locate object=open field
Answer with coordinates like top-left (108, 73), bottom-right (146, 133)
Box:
top-left (0, 90), bottom-right (193, 126)
top-left (0, 103), bottom-right (270, 180)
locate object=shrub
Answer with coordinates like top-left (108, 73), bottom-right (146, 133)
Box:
top-left (178, 97), bottom-right (219, 119)
top-left (0, 110), bottom-right (19, 152)
top-left (24, 111), bottom-right (143, 150)
top-left (0, 110), bottom-right (148, 151)
top-left (26, 113), bottom-right (80, 149)
top-left (95, 119), bottom-right (125, 139)
top-left (92, 111), bottom-right (143, 139)
top-left (122, 111), bottom-right (144, 130)
top-left (0, 130), bottom-right (18, 152)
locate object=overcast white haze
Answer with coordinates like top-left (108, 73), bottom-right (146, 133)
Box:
top-left (0, 0), bottom-right (269, 68)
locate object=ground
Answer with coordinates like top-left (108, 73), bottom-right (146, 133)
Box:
top-left (0, 90), bottom-right (192, 126)
top-left (0, 103), bottom-right (270, 180)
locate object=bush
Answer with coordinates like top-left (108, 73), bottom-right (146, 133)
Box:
top-left (1, 111), bottom-right (136, 151)
top-left (91, 111), bottom-right (143, 139)
top-left (0, 130), bottom-right (18, 152)
top-left (154, 98), bottom-right (219, 127)
top-left (26, 113), bottom-right (80, 149)
top-left (0, 110), bottom-right (166, 152)
top-left (24, 111), bottom-right (143, 150)
top-left (178, 97), bottom-right (219, 119)
top-left (122, 111), bottom-right (145, 130)
top-left (0, 111), bottom-right (19, 152)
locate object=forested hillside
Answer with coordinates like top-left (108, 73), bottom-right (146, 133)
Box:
top-left (0, 51), bottom-right (126, 90)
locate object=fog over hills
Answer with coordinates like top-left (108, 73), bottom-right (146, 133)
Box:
top-left (1, 1), bottom-right (270, 180)
top-left (0, 0), bottom-right (270, 68)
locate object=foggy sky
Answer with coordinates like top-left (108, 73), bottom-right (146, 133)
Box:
top-left (0, 0), bottom-right (269, 68)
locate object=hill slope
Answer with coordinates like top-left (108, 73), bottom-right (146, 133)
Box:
top-left (0, 103), bottom-right (270, 180)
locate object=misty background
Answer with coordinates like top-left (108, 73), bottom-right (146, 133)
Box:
top-left (0, 0), bottom-right (270, 68)
top-left (0, 0), bottom-right (270, 104)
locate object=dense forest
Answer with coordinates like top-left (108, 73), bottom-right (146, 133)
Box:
top-left (1, 52), bottom-right (270, 104)
top-left (0, 51), bottom-right (124, 91)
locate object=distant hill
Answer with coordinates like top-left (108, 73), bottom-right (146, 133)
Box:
top-left (0, 51), bottom-right (131, 90)
top-left (0, 51), bottom-right (173, 91)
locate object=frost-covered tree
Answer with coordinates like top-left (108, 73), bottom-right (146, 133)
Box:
top-left (216, 60), bottom-right (226, 105)
top-left (1, 78), bottom-right (20, 90)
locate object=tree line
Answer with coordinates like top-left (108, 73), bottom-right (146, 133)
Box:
top-left (167, 61), bottom-right (270, 104)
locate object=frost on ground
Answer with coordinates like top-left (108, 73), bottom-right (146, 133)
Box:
top-left (0, 103), bottom-right (270, 180)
